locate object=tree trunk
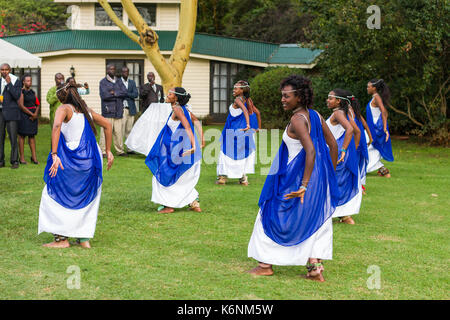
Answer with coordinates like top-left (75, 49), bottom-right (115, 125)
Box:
top-left (98, 0), bottom-right (197, 93)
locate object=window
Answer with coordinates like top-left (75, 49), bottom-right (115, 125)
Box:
top-left (95, 3), bottom-right (123, 26)
top-left (210, 62), bottom-right (242, 121)
top-left (106, 59), bottom-right (144, 111)
top-left (12, 68), bottom-right (40, 103)
top-left (129, 4), bottom-right (156, 27)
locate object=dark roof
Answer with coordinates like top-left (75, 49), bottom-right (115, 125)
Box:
top-left (4, 30), bottom-right (322, 65)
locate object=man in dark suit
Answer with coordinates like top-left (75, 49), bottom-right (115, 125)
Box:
top-left (98, 64), bottom-right (128, 157)
top-left (120, 66), bottom-right (138, 153)
top-left (0, 63), bottom-right (22, 169)
top-left (139, 72), bottom-right (164, 113)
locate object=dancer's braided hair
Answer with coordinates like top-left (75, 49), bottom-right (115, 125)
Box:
top-left (56, 83), bottom-right (97, 135)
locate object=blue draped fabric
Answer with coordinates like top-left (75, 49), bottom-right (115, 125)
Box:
top-left (355, 117), bottom-right (369, 181)
top-left (43, 117), bottom-right (103, 209)
top-left (334, 124), bottom-right (360, 206)
top-left (220, 104), bottom-right (255, 160)
top-left (366, 102), bottom-right (394, 162)
top-left (145, 105), bottom-right (201, 187)
top-left (258, 110), bottom-right (339, 246)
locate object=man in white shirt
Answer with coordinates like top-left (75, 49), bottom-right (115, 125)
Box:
top-left (120, 67), bottom-right (138, 151)
top-left (0, 63), bottom-right (21, 168)
top-left (139, 72), bottom-right (164, 113)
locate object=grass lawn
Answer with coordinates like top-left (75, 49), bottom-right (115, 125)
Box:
top-left (0, 123), bottom-right (449, 300)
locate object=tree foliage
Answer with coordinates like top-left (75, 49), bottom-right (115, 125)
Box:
top-left (197, 0), bottom-right (312, 43)
top-left (297, 0), bottom-right (449, 144)
top-left (0, 0), bottom-right (68, 37)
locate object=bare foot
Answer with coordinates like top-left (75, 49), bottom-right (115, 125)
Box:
top-left (158, 207), bottom-right (174, 214)
top-left (189, 207), bottom-right (202, 213)
top-left (80, 241), bottom-right (91, 248)
top-left (43, 240), bottom-right (70, 248)
top-left (246, 266), bottom-right (274, 276)
top-left (303, 260), bottom-right (325, 282)
top-left (303, 272), bottom-right (325, 282)
top-left (340, 216), bottom-right (355, 225)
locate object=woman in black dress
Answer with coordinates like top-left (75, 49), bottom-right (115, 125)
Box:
top-left (18, 74), bottom-right (40, 164)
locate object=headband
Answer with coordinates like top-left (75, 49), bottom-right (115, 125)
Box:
top-left (328, 94), bottom-right (351, 103)
top-left (281, 89), bottom-right (299, 94)
top-left (371, 79), bottom-right (383, 85)
top-left (56, 83), bottom-right (70, 93)
top-left (168, 90), bottom-right (189, 96)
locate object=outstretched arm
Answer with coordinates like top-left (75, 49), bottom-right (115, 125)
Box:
top-left (189, 110), bottom-right (205, 148)
top-left (333, 110), bottom-right (354, 164)
top-left (248, 98), bottom-right (262, 130)
top-left (284, 115), bottom-right (315, 204)
top-left (234, 97), bottom-right (250, 131)
top-left (49, 105), bottom-right (69, 177)
top-left (90, 108), bottom-right (114, 170)
top-left (173, 106), bottom-right (196, 156)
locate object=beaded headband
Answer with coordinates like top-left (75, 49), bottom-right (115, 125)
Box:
top-left (371, 79), bottom-right (383, 85)
top-left (168, 90), bottom-right (189, 96)
top-left (56, 83), bottom-right (70, 93)
top-left (328, 94), bottom-right (350, 103)
top-left (281, 89), bottom-right (299, 94)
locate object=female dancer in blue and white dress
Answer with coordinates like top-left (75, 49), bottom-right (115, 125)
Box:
top-left (346, 93), bottom-right (373, 194)
top-left (145, 87), bottom-right (203, 214)
top-left (325, 89), bottom-right (362, 225)
top-left (38, 84), bottom-right (114, 248)
top-left (366, 79), bottom-right (394, 178)
top-left (216, 80), bottom-right (254, 186)
top-left (248, 75), bottom-right (339, 282)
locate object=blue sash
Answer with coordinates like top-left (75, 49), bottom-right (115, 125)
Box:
top-left (334, 122), bottom-right (360, 206)
top-left (43, 117), bottom-right (103, 209)
top-left (220, 104), bottom-right (255, 160)
top-left (258, 110), bottom-right (339, 246)
top-left (366, 101), bottom-right (394, 161)
top-left (355, 118), bottom-right (369, 180)
top-left (145, 105), bottom-right (201, 187)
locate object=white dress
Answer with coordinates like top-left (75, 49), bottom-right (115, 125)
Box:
top-left (38, 111), bottom-right (103, 239)
top-left (247, 129), bottom-right (333, 266)
top-left (366, 99), bottom-right (384, 172)
top-left (151, 114), bottom-right (201, 208)
top-left (125, 103), bottom-right (173, 155)
top-left (217, 105), bottom-right (255, 178)
top-left (326, 118), bottom-right (362, 218)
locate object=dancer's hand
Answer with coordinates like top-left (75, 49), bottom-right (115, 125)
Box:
top-left (367, 138), bottom-right (373, 146)
top-left (182, 147), bottom-right (196, 157)
top-left (385, 130), bottom-right (390, 142)
top-left (337, 150), bottom-right (346, 164)
top-left (284, 188), bottom-right (306, 204)
top-left (49, 154), bottom-right (64, 178)
top-left (106, 151), bottom-right (114, 170)
top-left (201, 139), bottom-right (206, 149)
top-left (240, 125), bottom-right (250, 132)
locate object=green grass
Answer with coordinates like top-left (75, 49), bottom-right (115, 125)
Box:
top-left (0, 124), bottom-right (449, 300)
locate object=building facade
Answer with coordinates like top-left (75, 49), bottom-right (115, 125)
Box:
top-left (5, 0), bottom-right (322, 121)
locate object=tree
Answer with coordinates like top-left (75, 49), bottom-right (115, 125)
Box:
top-left (196, 0), bottom-right (230, 35)
top-left (222, 0), bottom-right (312, 43)
top-left (98, 0), bottom-right (198, 92)
top-left (297, 0), bottom-right (449, 143)
top-left (0, 0), bottom-right (68, 37)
